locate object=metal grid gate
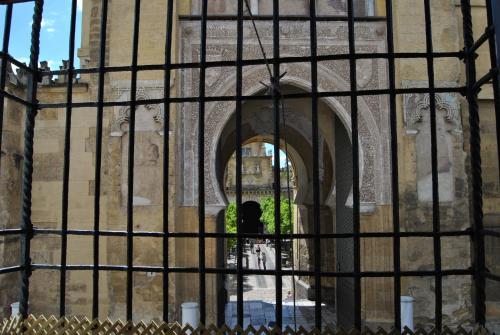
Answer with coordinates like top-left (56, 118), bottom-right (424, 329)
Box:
top-left (0, 0), bottom-right (499, 332)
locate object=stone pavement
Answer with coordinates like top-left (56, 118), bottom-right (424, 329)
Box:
top-left (225, 243), bottom-right (336, 329)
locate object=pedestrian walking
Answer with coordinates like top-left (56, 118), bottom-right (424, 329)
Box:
top-left (256, 245), bottom-right (261, 257)
top-left (257, 253), bottom-right (261, 269)
top-left (250, 240), bottom-right (254, 254)
top-left (261, 252), bottom-right (267, 270)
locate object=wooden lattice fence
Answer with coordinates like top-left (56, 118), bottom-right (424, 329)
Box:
top-left (0, 315), bottom-right (491, 335)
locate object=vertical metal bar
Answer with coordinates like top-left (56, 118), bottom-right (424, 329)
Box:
top-left (346, 0), bottom-right (362, 330)
top-left (59, 0), bottom-right (78, 317)
top-left (272, 0), bottom-right (282, 328)
top-left (19, 0), bottom-right (43, 319)
top-left (93, 0), bottom-right (108, 319)
top-left (236, 0), bottom-right (244, 328)
top-left (308, 0), bottom-right (322, 330)
top-left (0, 3), bottom-right (12, 177)
top-left (423, 1), bottom-right (442, 330)
top-left (162, 0), bottom-right (174, 323)
top-left (384, 0), bottom-right (401, 330)
top-left (126, 0), bottom-right (141, 321)
top-left (198, 0), bottom-right (208, 325)
top-left (461, 0), bottom-right (485, 326)
top-left (485, 0), bottom-right (500, 184)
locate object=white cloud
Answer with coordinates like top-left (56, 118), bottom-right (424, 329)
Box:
top-left (42, 18), bottom-right (55, 28)
top-left (77, 0), bottom-right (83, 12)
top-left (46, 28), bottom-right (56, 33)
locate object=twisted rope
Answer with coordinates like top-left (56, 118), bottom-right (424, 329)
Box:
top-left (460, 0), bottom-right (485, 326)
top-left (19, 0), bottom-right (44, 319)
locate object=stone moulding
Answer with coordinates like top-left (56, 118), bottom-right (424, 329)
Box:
top-left (0, 315), bottom-right (491, 335)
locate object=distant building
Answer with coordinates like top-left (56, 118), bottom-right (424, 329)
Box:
top-left (224, 143), bottom-right (295, 203)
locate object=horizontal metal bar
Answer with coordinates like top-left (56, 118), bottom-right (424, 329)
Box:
top-left (483, 229), bottom-right (500, 238)
top-left (0, 228), bottom-right (23, 236)
top-left (0, 265), bottom-right (23, 275)
top-left (30, 263), bottom-right (473, 278)
top-left (37, 86), bottom-right (466, 109)
top-left (0, 51), bottom-right (33, 73)
top-left (33, 228), bottom-right (472, 239)
top-left (0, 90), bottom-right (34, 107)
top-left (42, 51), bottom-right (464, 76)
top-left (178, 14), bottom-right (387, 22)
top-left (0, 0), bottom-right (35, 5)
top-left (484, 271), bottom-right (500, 282)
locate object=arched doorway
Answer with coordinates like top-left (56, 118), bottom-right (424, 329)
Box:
top-left (213, 84), bottom-right (354, 328)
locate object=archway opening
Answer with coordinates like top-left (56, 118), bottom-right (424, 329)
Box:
top-left (213, 84), bottom-right (353, 328)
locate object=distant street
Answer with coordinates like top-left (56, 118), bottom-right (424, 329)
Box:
top-left (225, 241), bottom-right (336, 329)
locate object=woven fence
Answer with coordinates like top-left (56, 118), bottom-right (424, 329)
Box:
top-left (0, 315), bottom-right (491, 335)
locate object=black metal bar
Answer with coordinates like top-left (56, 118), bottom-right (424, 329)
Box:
top-left (491, 0), bottom-right (500, 72)
top-left (472, 68), bottom-right (498, 92)
top-left (0, 265), bottom-right (24, 275)
top-left (485, 0), bottom-right (500, 186)
top-left (162, 0), bottom-right (174, 323)
top-left (346, 0), bottom-right (362, 329)
top-left (0, 90), bottom-right (33, 107)
top-left (36, 86), bottom-right (467, 109)
top-left (28, 264), bottom-right (473, 278)
top-left (126, 0), bottom-right (141, 321)
top-left (32, 228), bottom-right (473, 239)
top-left (484, 272), bottom-right (500, 282)
top-left (92, 0), bottom-right (108, 319)
top-left (0, 228), bottom-right (23, 235)
top-left (308, 0), bottom-right (321, 329)
top-left (235, 0), bottom-right (244, 328)
top-left (0, 52), bottom-right (33, 73)
top-left (40, 51), bottom-right (464, 77)
top-left (198, 0), bottom-right (208, 324)
top-left (423, 0), bottom-right (442, 330)
top-left (461, 0), bottom-right (485, 326)
top-left (0, 3), bottom-right (12, 179)
top-left (483, 229), bottom-right (500, 238)
top-left (178, 14), bottom-right (387, 22)
top-left (272, 0), bottom-right (282, 328)
top-left (470, 26), bottom-right (493, 56)
top-left (59, 0), bottom-right (78, 317)
top-left (385, 0), bottom-right (401, 329)
top-left (19, 0), bottom-right (43, 319)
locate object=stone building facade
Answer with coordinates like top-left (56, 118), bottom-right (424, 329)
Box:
top-left (224, 143), bottom-right (295, 203)
top-left (0, 0), bottom-right (499, 330)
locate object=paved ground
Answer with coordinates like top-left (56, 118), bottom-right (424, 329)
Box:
top-left (225, 243), bottom-right (336, 329)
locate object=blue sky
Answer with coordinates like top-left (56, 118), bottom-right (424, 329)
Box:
top-left (0, 0), bottom-right (83, 71)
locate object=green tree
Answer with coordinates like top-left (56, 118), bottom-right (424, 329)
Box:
top-left (225, 202), bottom-right (237, 251)
top-left (260, 196), bottom-right (293, 234)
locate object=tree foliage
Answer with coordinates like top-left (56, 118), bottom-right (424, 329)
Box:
top-left (260, 197), bottom-right (293, 234)
top-left (225, 198), bottom-right (293, 251)
top-left (225, 202), bottom-right (237, 251)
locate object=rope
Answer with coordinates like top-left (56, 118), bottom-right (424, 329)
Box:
top-left (243, 0), bottom-right (298, 330)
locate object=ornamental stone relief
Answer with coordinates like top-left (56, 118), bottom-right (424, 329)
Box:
top-left (110, 83), bottom-right (166, 207)
top-left (402, 81), bottom-right (462, 203)
top-left (179, 20), bottom-right (390, 209)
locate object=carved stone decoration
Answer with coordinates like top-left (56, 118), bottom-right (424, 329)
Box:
top-left (179, 20), bottom-right (390, 209)
top-left (110, 82), bottom-right (166, 207)
top-left (110, 88), bottom-right (165, 137)
top-left (402, 81), bottom-right (462, 203)
top-left (403, 91), bottom-right (461, 135)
